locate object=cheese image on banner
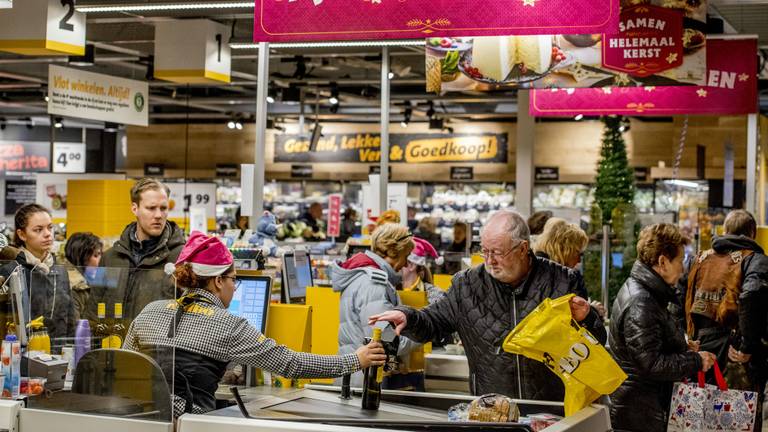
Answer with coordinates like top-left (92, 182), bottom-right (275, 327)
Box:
top-left (0, 0), bottom-right (85, 56)
top-left (47, 65), bottom-right (149, 127)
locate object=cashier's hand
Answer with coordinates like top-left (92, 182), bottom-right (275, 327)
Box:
top-left (368, 311), bottom-right (407, 335)
top-left (356, 341), bottom-right (387, 369)
top-left (569, 296), bottom-right (591, 322)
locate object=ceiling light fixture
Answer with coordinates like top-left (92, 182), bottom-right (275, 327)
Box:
top-left (266, 86), bottom-right (276, 104)
top-left (230, 40), bottom-right (426, 50)
top-left (574, 114), bottom-right (584, 121)
top-left (328, 82), bottom-right (339, 105)
top-left (53, 117), bottom-right (63, 129)
top-left (388, 72), bottom-right (395, 80)
top-left (666, 179), bottom-right (700, 189)
top-left (76, 2), bottom-right (253, 13)
top-left (235, 121), bottom-right (243, 130)
top-left (400, 106), bottom-right (412, 128)
top-left (227, 120), bottom-right (236, 129)
top-left (68, 44), bottom-right (95, 67)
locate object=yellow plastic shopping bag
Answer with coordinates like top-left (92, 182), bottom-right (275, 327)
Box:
top-left (502, 294), bottom-right (627, 416)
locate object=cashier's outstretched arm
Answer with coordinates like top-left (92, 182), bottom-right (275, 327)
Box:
top-left (226, 318), bottom-right (384, 379)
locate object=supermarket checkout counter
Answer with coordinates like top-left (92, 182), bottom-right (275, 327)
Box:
top-left (195, 384), bottom-right (611, 432)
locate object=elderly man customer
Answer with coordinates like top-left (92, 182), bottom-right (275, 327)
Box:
top-left (370, 210), bottom-right (606, 400)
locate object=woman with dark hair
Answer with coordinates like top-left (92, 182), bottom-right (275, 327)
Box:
top-left (609, 223), bottom-right (717, 432)
top-left (125, 231), bottom-right (385, 417)
top-left (63, 232), bottom-right (103, 321)
top-left (1, 204), bottom-right (75, 350)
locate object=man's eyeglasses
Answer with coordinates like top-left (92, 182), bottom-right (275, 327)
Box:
top-left (221, 275), bottom-right (241, 290)
top-left (480, 241), bottom-right (524, 260)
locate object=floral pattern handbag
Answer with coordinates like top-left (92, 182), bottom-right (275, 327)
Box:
top-left (668, 362), bottom-right (758, 432)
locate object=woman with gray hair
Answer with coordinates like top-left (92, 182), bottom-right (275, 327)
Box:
top-left (330, 223), bottom-right (424, 390)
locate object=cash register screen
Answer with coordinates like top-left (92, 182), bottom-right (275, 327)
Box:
top-left (227, 275), bottom-right (271, 333)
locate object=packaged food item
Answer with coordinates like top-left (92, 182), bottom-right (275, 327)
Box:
top-left (467, 393), bottom-right (520, 423)
top-left (447, 402), bottom-right (470, 422)
top-left (20, 377), bottom-right (46, 396)
top-left (527, 413), bottom-right (563, 431)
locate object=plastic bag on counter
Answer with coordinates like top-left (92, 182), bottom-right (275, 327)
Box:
top-left (448, 394), bottom-right (520, 423)
top-left (502, 294), bottom-right (627, 416)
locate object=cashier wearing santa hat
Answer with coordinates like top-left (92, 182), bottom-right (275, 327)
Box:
top-left (124, 231), bottom-right (386, 417)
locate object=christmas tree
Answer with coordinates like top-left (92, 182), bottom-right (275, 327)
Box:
top-left (594, 116), bottom-right (635, 224)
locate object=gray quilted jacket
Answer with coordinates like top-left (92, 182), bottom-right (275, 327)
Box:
top-left (330, 250), bottom-right (422, 387)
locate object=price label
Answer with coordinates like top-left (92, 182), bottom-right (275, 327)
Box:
top-left (166, 182), bottom-right (217, 220)
top-left (52, 142), bottom-right (85, 173)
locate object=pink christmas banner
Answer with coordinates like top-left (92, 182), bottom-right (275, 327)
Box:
top-left (254, 0), bottom-right (619, 42)
top-left (530, 37), bottom-right (758, 116)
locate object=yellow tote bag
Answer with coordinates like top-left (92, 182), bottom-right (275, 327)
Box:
top-left (502, 294), bottom-right (627, 416)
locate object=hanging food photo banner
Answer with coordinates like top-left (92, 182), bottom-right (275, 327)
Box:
top-left (253, 0), bottom-right (619, 42)
top-left (427, 0), bottom-right (706, 92)
top-left (530, 37), bottom-right (758, 116)
top-left (274, 133), bottom-right (508, 164)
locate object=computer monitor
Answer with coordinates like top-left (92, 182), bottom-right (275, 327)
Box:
top-left (227, 275), bottom-right (271, 333)
top-left (281, 251), bottom-right (313, 304)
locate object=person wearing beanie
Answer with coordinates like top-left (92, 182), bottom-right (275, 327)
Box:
top-left (401, 237), bottom-right (446, 306)
top-left (124, 232), bottom-right (386, 417)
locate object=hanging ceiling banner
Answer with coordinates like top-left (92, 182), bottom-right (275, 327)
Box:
top-left (530, 37), bottom-right (758, 116)
top-left (274, 133), bottom-right (508, 164)
top-left (253, 0), bottom-right (619, 42)
top-left (427, 0), bottom-right (706, 92)
top-left (47, 65), bottom-right (149, 126)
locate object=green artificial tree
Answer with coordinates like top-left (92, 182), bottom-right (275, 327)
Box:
top-left (594, 116), bottom-right (635, 225)
top-left (584, 116), bottom-right (638, 308)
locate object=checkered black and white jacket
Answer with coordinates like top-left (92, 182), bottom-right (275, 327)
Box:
top-left (124, 288), bottom-right (361, 414)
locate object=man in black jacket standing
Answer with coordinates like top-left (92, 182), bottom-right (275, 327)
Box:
top-left (369, 210), bottom-right (605, 401)
top-left (685, 210), bottom-right (768, 392)
top-left (90, 178), bottom-right (186, 321)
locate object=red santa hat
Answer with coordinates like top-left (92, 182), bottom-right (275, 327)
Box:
top-left (175, 231), bottom-right (234, 276)
top-left (408, 236), bottom-right (444, 267)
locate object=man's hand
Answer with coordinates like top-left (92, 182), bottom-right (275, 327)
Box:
top-left (356, 341), bottom-right (386, 369)
top-left (368, 310), bottom-right (407, 335)
top-left (728, 345), bottom-right (751, 364)
top-left (687, 339), bottom-right (700, 352)
top-left (569, 296), bottom-right (590, 322)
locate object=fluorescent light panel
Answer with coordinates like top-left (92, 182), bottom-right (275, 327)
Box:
top-left (76, 2), bottom-right (253, 13)
top-left (230, 40), bottom-right (426, 49)
top-left (666, 179), bottom-right (701, 189)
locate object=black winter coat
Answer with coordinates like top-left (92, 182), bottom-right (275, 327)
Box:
top-left (396, 254), bottom-right (606, 400)
top-left (609, 261), bottom-right (702, 432)
top-left (89, 222), bottom-right (185, 321)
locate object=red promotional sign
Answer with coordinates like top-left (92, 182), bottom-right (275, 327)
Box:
top-left (530, 37), bottom-right (758, 117)
top-left (602, 5), bottom-right (683, 77)
top-left (0, 141), bottom-right (50, 173)
top-left (327, 194), bottom-right (343, 238)
top-left (254, 0), bottom-right (619, 42)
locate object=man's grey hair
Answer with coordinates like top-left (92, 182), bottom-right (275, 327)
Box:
top-left (480, 210), bottom-right (531, 242)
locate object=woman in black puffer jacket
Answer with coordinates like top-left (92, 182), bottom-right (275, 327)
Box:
top-left (1, 204), bottom-right (75, 352)
top-left (609, 224), bottom-right (717, 432)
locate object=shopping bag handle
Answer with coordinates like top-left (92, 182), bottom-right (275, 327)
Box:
top-left (697, 362), bottom-right (728, 391)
